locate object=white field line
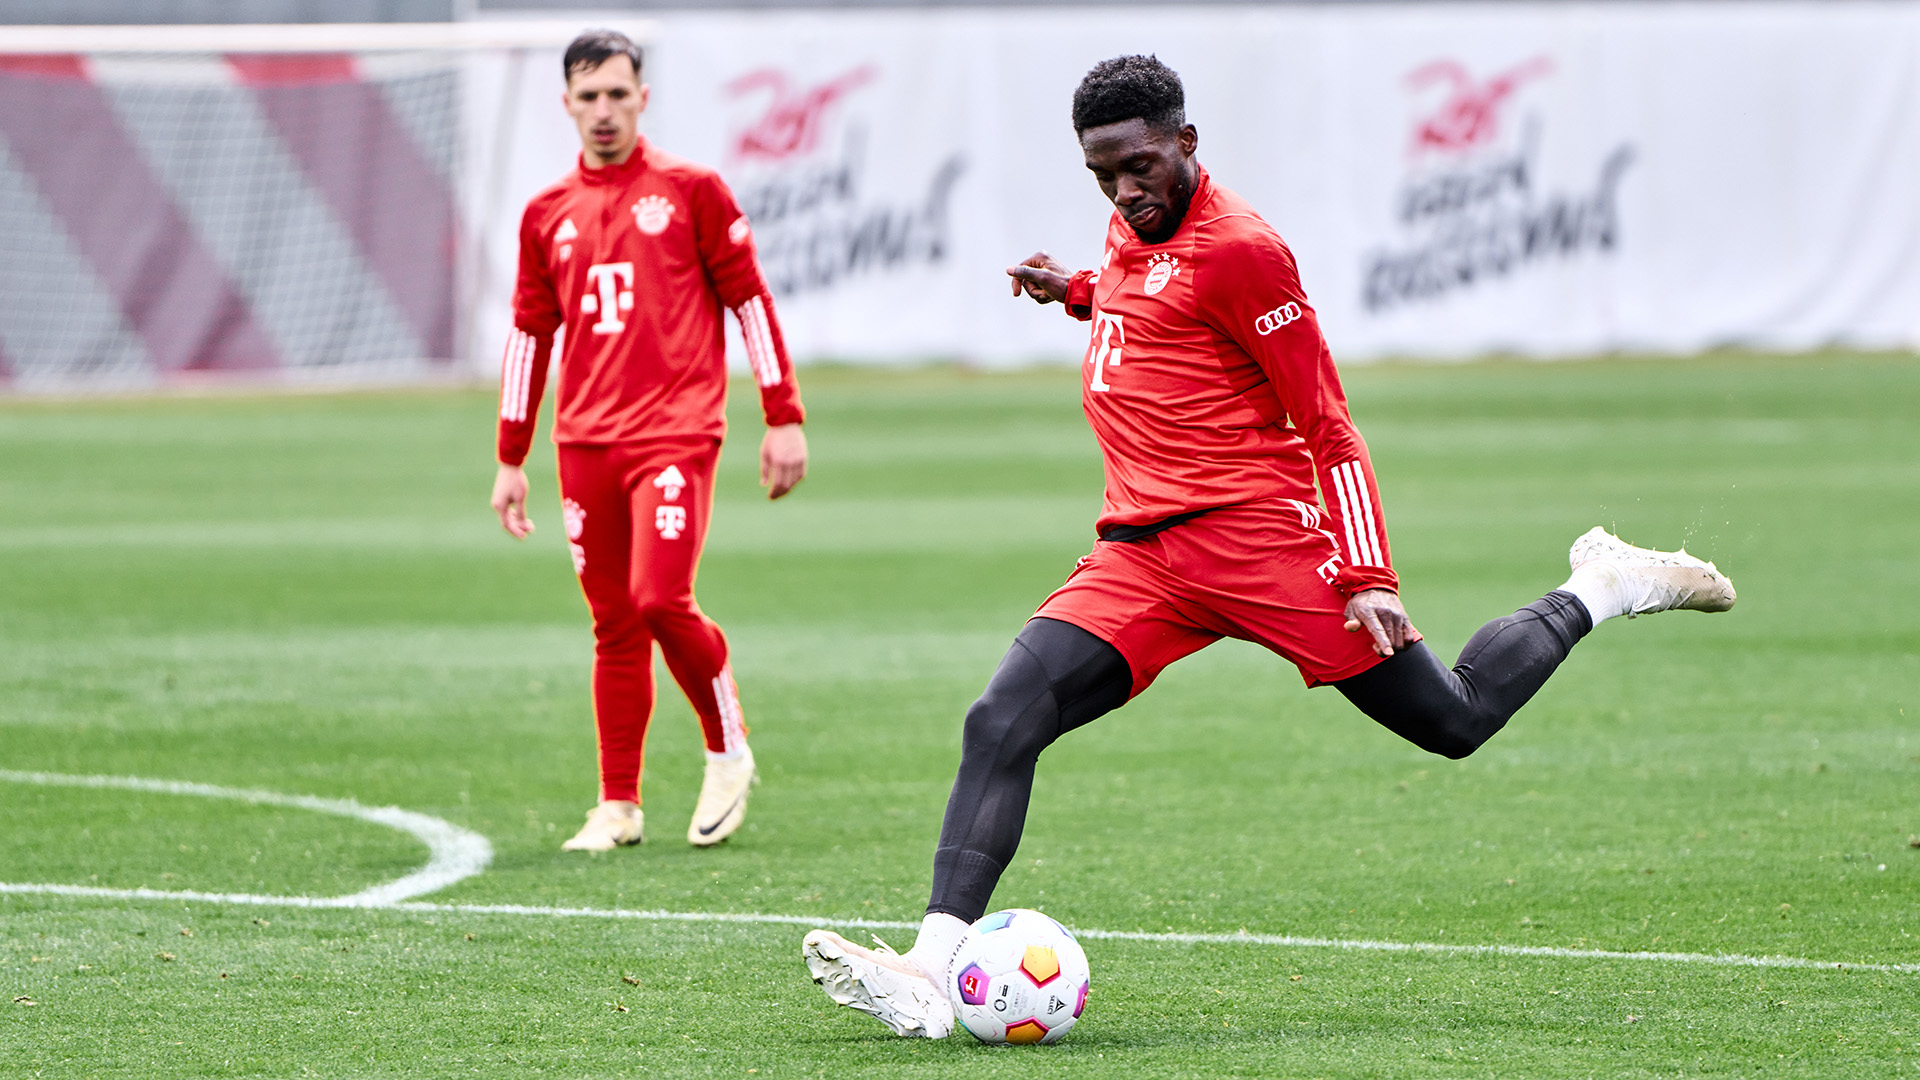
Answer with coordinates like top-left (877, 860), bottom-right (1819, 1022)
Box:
top-left (3, 771), bottom-right (1915, 976)
top-left (0, 770), bottom-right (491, 905)
top-left (5, 885), bottom-right (1916, 976)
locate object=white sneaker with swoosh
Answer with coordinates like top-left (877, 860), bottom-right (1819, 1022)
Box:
top-left (687, 746), bottom-right (756, 847)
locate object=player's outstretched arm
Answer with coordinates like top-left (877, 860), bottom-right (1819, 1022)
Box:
top-left (491, 463), bottom-right (534, 539)
top-left (1006, 251), bottom-right (1071, 304)
top-left (760, 423), bottom-right (807, 500)
top-left (1343, 587), bottom-right (1421, 658)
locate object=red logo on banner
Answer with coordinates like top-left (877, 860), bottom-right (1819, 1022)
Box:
top-left (1405, 56), bottom-right (1552, 155)
top-left (725, 65), bottom-right (876, 162)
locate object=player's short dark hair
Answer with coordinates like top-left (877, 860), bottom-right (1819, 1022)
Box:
top-left (1071, 55), bottom-right (1186, 136)
top-left (564, 29), bottom-right (644, 84)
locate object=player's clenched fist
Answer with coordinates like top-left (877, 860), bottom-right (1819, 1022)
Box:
top-left (1007, 251), bottom-right (1070, 304)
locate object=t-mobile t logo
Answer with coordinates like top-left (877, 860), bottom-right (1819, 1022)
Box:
top-left (655, 505), bottom-right (688, 539)
top-left (1088, 310), bottom-right (1124, 392)
top-left (1316, 554), bottom-right (1343, 586)
top-left (581, 262), bottom-right (635, 335)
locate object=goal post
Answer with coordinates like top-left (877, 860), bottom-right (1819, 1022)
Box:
top-left (0, 20), bottom-right (652, 392)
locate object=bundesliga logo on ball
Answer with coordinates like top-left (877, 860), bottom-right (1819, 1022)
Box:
top-left (949, 909), bottom-right (1091, 1044)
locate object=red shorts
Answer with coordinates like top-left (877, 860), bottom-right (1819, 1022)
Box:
top-left (1035, 498), bottom-right (1386, 697)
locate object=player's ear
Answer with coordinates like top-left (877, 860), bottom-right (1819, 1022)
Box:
top-left (1179, 124), bottom-right (1198, 156)
top-left (637, 83), bottom-right (651, 116)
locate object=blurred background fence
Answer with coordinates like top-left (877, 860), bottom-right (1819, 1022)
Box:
top-left (1, 2), bottom-right (1917, 391)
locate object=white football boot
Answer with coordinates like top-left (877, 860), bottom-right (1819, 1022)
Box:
top-left (687, 746), bottom-right (757, 847)
top-left (559, 800), bottom-right (644, 851)
top-left (1568, 526), bottom-right (1737, 617)
top-left (802, 929), bottom-right (955, 1038)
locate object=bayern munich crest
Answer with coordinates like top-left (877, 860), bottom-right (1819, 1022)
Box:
top-left (632, 194), bottom-right (676, 236)
top-left (1143, 252), bottom-right (1179, 295)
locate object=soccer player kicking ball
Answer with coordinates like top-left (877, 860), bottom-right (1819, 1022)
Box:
top-left (491, 30), bottom-right (807, 852)
top-left (802, 55), bottom-right (1734, 1037)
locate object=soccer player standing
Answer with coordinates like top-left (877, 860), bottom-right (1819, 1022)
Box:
top-left (802, 56), bottom-right (1734, 1036)
top-left (492, 30), bottom-right (806, 852)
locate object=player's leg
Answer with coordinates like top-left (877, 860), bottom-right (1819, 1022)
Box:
top-left (1335, 527), bottom-right (1736, 758)
top-left (926, 616), bottom-right (1133, 921)
top-left (804, 539), bottom-right (1215, 1037)
top-left (619, 440), bottom-right (755, 846)
top-left (916, 545), bottom-right (1217, 933)
top-left (1334, 592), bottom-right (1589, 758)
top-left (803, 616), bottom-right (1131, 1038)
top-left (556, 444), bottom-right (650, 850)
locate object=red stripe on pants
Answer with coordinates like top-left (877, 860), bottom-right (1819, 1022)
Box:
top-left (557, 437), bottom-right (740, 803)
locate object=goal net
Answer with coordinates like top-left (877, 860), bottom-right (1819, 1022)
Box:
top-left (0, 21), bottom-right (634, 392)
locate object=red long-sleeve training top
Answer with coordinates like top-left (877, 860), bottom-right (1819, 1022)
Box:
top-left (497, 138), bottom-right (803, 466)
top-left (1060, 166), bottom-right (1397, 594)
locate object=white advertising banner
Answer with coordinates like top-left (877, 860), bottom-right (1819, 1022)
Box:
top-left (470, 3), bottom-right (1920, 370)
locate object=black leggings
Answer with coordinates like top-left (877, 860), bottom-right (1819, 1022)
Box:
top-left (925, 593), bottom-right (1592, 922)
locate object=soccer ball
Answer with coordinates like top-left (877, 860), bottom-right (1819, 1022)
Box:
top-left (949, 908), bottom-right (1090, 1045)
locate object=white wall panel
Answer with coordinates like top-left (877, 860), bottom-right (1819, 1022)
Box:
top-left (472, 3), bottom-right (1920, 368)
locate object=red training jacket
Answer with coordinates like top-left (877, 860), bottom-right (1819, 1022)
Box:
top-left (497, 138), bottom-right (804, 466)
top-left (1059, 166), bottom-right (1397, 595)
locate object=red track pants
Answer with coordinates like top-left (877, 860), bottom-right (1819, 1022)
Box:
top-left (556, 437), bottom-right (746, 804)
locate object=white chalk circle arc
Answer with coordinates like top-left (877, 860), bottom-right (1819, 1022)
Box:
top-left (0, 769), bottom-right (492, 907)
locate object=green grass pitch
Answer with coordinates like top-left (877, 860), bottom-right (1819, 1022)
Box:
top-left (2, 354), bottom-right (1916, 1078)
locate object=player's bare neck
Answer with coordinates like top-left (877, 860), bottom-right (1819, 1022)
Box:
top-left (584, 144), bottom-right (638, 170)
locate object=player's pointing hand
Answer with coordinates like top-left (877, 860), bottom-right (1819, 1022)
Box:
top-left (1007, 251), bottom-right (1070, 304)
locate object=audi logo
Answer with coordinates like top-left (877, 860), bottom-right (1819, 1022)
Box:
top-left (1255, 302), bottom-right (1303, 336)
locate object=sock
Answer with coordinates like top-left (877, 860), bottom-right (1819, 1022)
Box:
top-left (904, 912), bottom-right (970, 999)
top-left (1561, 561), bottom-right (1629, 623)
top-left (704, 747), bottom-right (747, 764)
